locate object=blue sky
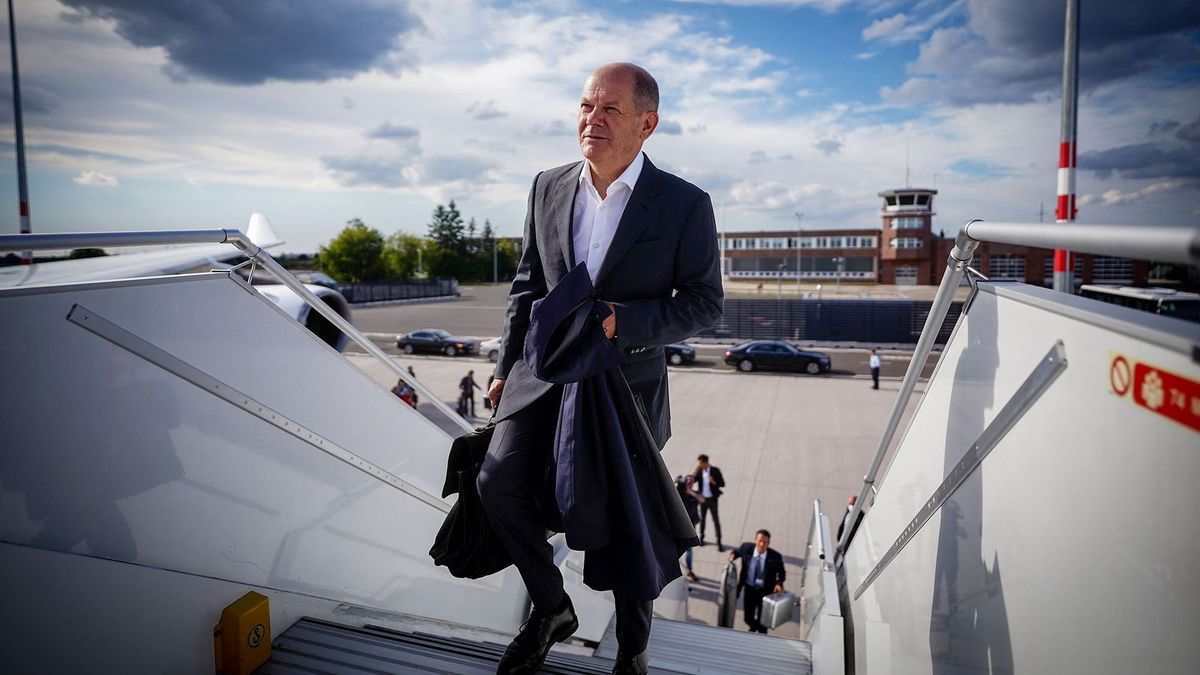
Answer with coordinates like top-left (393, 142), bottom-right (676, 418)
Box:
top-left (1, 0), bottom-right (1197, 252)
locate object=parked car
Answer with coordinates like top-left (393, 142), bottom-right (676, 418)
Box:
top-left (665, 343), bottom-right (695, 366)
top-left (481, 337), bottom-right (501, 363)
top-left (396, 329), bottom-right (477, 356)
top-left (723, 340), bottom-right (830, 374)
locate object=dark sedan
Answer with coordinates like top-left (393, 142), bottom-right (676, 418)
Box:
top-left (665, 343), bottom-right (696, 366)
top-left (724, 340), bottom-right (831, 374)
top-left (396, 329), bottom-right (478, 356)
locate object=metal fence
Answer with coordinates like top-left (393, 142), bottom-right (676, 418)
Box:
top-left (697, 298), bottom-right (963, 345)
top-left (335, 278), bottom-right (459, 304)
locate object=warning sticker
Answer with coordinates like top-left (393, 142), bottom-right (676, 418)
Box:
top-left (1111, 354), bottom-right (1200, 433)
top-left (1110, 356), bottom-right (1131, 397)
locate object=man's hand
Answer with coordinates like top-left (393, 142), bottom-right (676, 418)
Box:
top-left (488, 378), bottom-right (505, 408)
top-left (727, 552), bottom-right (735, 562)
top-left (773, 584), bottom-right (783, 594)
top-left (602, 302), bottom-right (617, 339)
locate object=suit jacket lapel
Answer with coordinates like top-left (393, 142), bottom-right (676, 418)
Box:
top-left (595, 155), bottom-right (662, 285)
top-left (549, 163), bottom-right (582, 270)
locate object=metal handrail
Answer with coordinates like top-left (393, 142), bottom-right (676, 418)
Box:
top-left (0, 229), bottom-right (474, 435)
top-left (837, 226), bottom-right (979, 552)
top-left (963, 221), bottom-right (1200, 266)
top-left (836, 219), bottom-right (1200, 554)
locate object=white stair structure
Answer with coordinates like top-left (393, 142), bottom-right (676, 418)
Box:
top-left (809, 222), bottom-right (1200, 674)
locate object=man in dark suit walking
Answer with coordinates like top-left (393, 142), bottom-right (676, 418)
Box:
top-left (477, 62), bottom-right (723, 675)
top-left (728, 529), bottom-right (786, 634)
top-left (691, 454), bottom-right (725, 550)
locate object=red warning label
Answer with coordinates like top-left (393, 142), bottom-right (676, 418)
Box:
top-left (1130, 361), bottom-right (1200, 433)
top-left (1110, 356), bottom-right (1131, 397)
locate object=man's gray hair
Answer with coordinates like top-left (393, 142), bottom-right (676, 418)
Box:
top-left (628, 64), bottom-right (659, 114)
top-left (599, 62), bottom-right (659, 113)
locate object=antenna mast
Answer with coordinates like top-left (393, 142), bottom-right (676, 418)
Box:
top-left (7, 0), bottom-right (31, 264)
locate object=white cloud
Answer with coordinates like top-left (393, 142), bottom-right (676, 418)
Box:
top-left (73, 170), bottom-right (119, 186)
top-left (862, 14), bottom-right (909, 42)
top-left (20, 0), bottom-right (1200, 249)
top-left (1082, 179), bottom-right (1194, 206)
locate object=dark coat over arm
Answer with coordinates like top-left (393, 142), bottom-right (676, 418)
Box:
top-left (524, 262), bottom-right (699, 601)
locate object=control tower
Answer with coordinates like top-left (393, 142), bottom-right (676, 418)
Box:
top-left (878, 187), bottom-right (937, 284)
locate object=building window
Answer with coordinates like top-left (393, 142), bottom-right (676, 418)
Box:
top-left (1093, 256), bottom-right (1134, 283)
top-left (892, 217), bottom-right (923, 229)
top-left (829, 237), bottom-right (843, 248)
top-left (988, 255), bottom-right (1025, 279)
top-left (1042, 255), bottom-right (1083, 279)
top-left (895, 266), bottom-right (918, 284)
top-left (890, 237), bottom-right (923, 249)
top-left (772, 238), bottom-right (785, 249)
top-left (917, 195), bottom-right (930, 206)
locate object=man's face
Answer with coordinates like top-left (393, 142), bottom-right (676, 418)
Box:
top-left (698, 459), bottom-right (709, 470)
top-left (754, 533), bottom-right (769, 554)
top-left (578, 69), bottom-right (656, 171)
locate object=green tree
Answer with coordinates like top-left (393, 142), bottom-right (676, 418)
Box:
top-left (427, 201), bottom-right (467, 278)
top-left (382, 232), bottom-right (424, 279)
top-left (317, 218), bottom-right (385, 282)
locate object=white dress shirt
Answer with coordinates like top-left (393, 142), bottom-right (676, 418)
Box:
top-left (869, 353), bottom-right (881, 369)
top-left (750, 550), bottom-right (766, 588)
top-left (573, 152), bottom-right (644, 282)
top-left (700, 467), bottom-right (713, 498)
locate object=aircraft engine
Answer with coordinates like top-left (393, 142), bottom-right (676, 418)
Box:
top-left (254, 283), bottom-right (353, 352)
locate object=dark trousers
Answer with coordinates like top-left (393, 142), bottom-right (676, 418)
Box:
top-left (742, 585), bottom-right (768, 633)
top-left (477, 389), bottom-right (653, 653)
top-left (699, 497), bottom-right (721, 545)
top-left (871, 366), bottom-right (880, 389)
top-left (459, 393), bottom-right (475, 416)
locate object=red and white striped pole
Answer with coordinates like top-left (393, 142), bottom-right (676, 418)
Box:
top-left (1053, 0), bottom-right (1080, 293)
top-left (7, 0), bottom-right (31, 264)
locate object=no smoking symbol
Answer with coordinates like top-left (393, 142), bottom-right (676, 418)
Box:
top-left (1111, 356), bottom-right (1131, 397)
top-left (248, 623), bottom-right (265, 648)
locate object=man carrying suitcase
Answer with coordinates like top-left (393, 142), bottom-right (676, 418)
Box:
top-left (728, 529), bottom-right (786, 633)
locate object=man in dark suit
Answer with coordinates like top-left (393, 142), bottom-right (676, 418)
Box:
top-left (691, 454), bottom-right (725, 550)
top-left (728, 529), bottom-right (786, 634)
top-left (477, 62), bottom-right (723, 675)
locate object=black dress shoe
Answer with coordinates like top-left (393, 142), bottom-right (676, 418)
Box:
top-left (612, 649), bottom-right (648, 675)
top-left (496, 596), bottom-right (578, 675)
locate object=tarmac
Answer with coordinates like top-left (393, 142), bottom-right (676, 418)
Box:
top-left (348, 350), bottom-right (926, 641)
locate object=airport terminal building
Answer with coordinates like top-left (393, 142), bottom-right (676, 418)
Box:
top-left (722, 187), bottom-right (1152, 286)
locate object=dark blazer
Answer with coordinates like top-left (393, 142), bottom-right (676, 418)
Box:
top-left (524, 262), bottom-right (698, 600)
top-left (494, 154), bottom-right (724, 448)
top-left (690, 465), bottom-right (725, 499)
top-left (731, 543), bottom-right (786, 592)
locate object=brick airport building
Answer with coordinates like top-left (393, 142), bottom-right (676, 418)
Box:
top-left (721, 187), bottom-right (1153, 287)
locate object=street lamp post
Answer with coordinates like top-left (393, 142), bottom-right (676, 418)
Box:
top-left (834, 256), bottom-right (845, 294)
top-left (776, 263), bottom-right (784, 300)
top-left (793, 212), bottom-right (803, 294)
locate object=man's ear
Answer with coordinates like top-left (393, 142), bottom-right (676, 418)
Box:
top-left (640, 111), bottom-right (659, 139)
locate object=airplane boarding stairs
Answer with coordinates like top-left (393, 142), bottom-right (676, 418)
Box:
top-left (0, 268), bottom-right (616, 670)
top-left (0, 255), bottom-right (810, 674)
top-left (262, 614), bottom-right (812, 674)
top-left (806, 223), bottom-right (1200, 675)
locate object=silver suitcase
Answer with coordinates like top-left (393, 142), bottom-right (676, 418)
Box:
top-left (760, 591), bottom-right (796, 629)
